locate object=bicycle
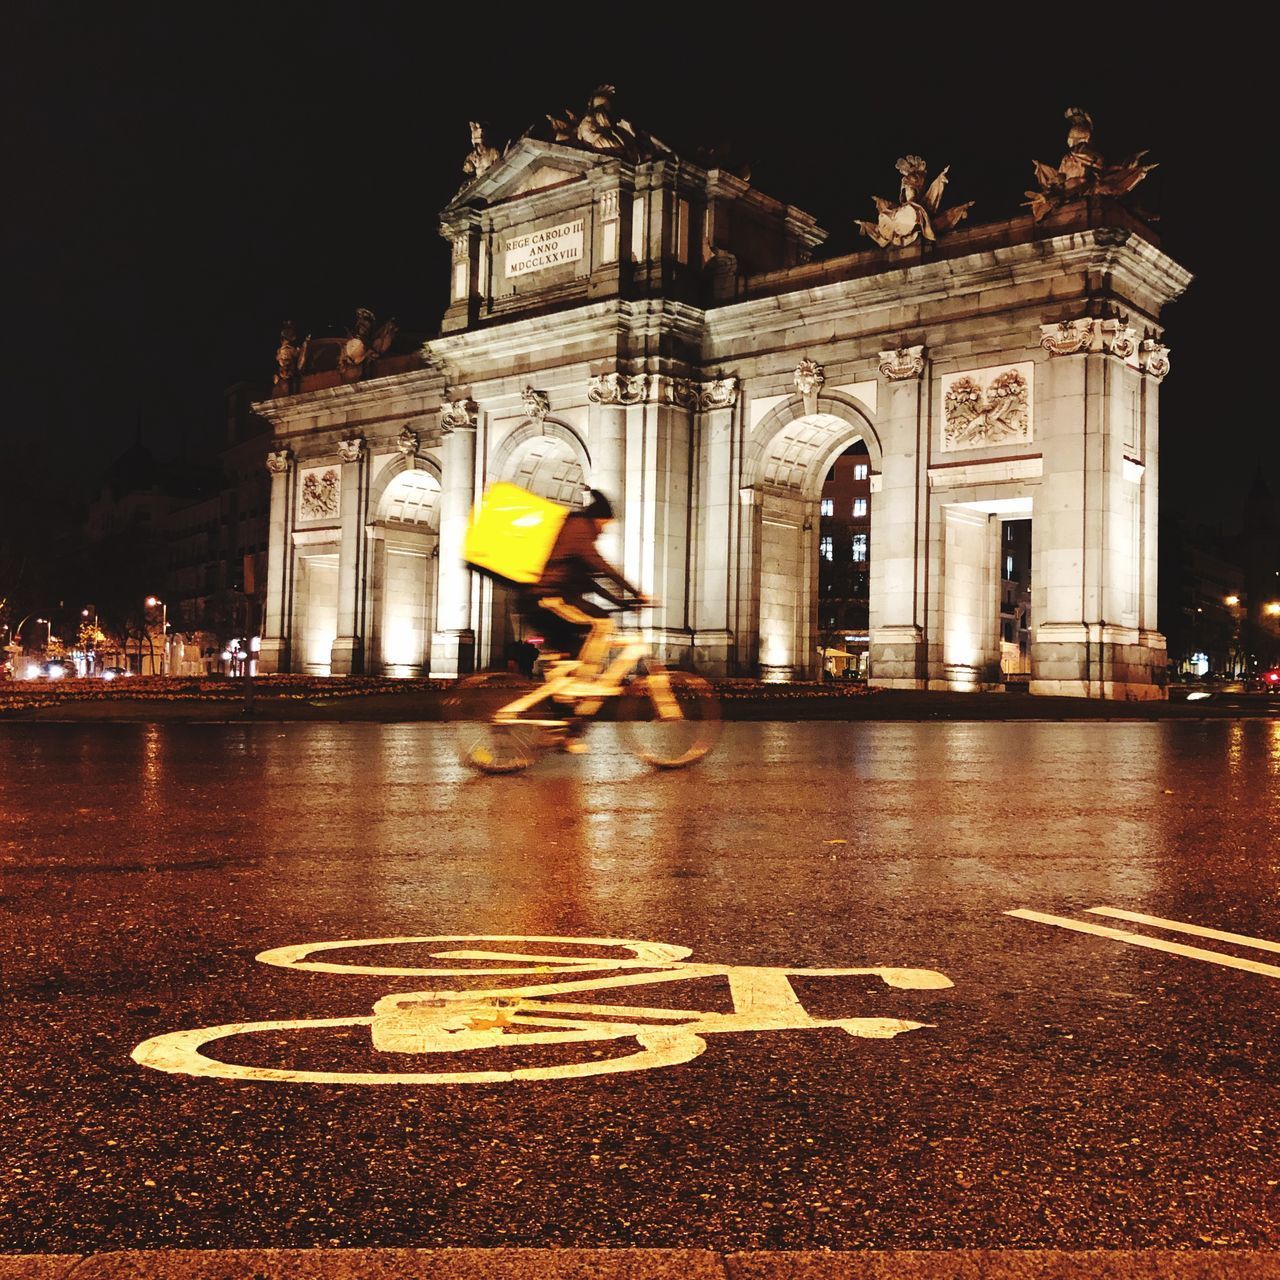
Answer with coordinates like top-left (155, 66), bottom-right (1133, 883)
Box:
top-left (444, 599), bottom-right (719, 773)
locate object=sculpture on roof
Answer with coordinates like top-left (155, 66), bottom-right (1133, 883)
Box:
top-left (544, 85), bottom-right (668, 162)
top-left (273, 320), bottom-right (310, 394)
top-left (462, 120), bottom-right (501, 183)
top-left (856, 156), bottom-right (974, 249)
top-left (338, 308), bottom-right (398, 384)
top-left (1025, 108), bottom-right (1157, 222)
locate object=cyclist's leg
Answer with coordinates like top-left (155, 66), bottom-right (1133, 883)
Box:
top-left (538, 598), bottom-right (612, 678)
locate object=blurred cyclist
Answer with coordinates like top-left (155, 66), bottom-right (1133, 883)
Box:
top-left (519, 489), bottom-right (647, 743)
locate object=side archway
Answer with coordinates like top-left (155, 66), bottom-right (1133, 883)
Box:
top-left (480, 418), bottom-right (591, 668)
top-left (743, 391), bottom-right (882, 679)
top-left (366, 453), bottom-right (444, 677)
top-left (488, 418), bottom-right (591, 503)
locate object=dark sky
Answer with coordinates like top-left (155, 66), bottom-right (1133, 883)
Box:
top-left (4, 5), bottom-right (1258, 524)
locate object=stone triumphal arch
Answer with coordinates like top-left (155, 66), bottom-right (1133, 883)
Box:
top-left (255, 91), bottom-right (1189, 698)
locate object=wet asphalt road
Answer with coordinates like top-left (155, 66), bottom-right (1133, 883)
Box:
top-left (1, 720), bottom-right (1278, 1254)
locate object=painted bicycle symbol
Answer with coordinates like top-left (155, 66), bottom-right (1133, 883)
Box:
top-left (132, 935), bottom-right (954, 1085)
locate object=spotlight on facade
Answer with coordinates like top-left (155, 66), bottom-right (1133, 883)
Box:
top-left (1225, 595), bottom-right (1240, 607)
top-left (1265, 602), bottom-right (1280, 617)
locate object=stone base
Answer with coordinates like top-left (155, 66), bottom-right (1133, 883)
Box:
top-left (869, 625), bottom-right (926, 685)
top-left (759, 664), bottom-right (798, 683)
top-left (430, 630), bottom-right (475, 680)
top-left (647, 628), bottom-right (697, 670)
top-left (257, 638), bottom-right (287, 674)
top-left (329, 636), bottom-right (364, 676)
top-left (1029, 679), bottom-right (1165, 701)
top-left (869, 676), bottom-right (927, 691)
top-left (690, 630), bottom-right (735, 678)
top-left (1031, 625), bottom-right (1167, 700)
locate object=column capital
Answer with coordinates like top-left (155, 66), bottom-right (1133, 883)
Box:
top-left (1039, 318), bottom-right (1095, 356)
top-left (877, 345), bottom-right (926, 381)
top-left (440, 397), bottom-right (478, 433)
top-left (665, 376), bottom-right (739, 412)
top-left (1040, 317), bottom-right (1142, 362)
top-left (337, 435), bottom-right (365, 463)
top-left (588, 371), bottom-right (648, 405)
top-left (266, 447), bottom-right (292, 475)
top-left (1139, 338), bottom-right (1170, 379)
top-left (1099, 319), bottom-right (1138, 361)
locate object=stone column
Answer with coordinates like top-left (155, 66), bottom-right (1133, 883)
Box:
top-left (330, 435), bottom-right (365, 675)
top-left (868, 346), bottom-right (928, 689)
top-left (587, 372), bottom-right (644, 570)
top-left (1138, 339), bottom-right (1169, 638)
top-left (644, 380), bottom-right (695, 663)
top-left (690, 377), bottom-right (738, 675)
top-left (941, 505), bottom-right (1003, 691)
top-left (431, 399), bottom-right (478, 677)
top-left (734, 485), bottom-right (764, 674)
top-left (1031, 318), bottom-right (1166, 699)
top-left (259, 447), bottom-right (293, 674)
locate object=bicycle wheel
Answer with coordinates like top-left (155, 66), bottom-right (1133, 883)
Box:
top-left (617, 668), bottom-right (720, 768)
top-left (443, 673), bottom-right (556, 774)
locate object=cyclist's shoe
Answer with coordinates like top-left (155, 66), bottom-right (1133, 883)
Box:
top-left (560, 738), bottom-right (589, 755)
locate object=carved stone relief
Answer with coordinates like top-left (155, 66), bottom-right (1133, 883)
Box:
top-left (396, 426), bottom-right (419, 455)
top-left (299, 465), bottom-right (341, 519)
top-left (266, 448), bottom-right (292, 475)
top-left (522, 387), bottom-right (551, 422)
top-left (338, 436), bottom-right (364, 464)
top-left (793, 359), bottom-right (825, 416)
top-left (941, 363), bottom-right (1034, 453)
top-left (878, 346), bottom-right (926, 381)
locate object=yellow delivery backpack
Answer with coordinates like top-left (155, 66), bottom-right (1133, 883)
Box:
top-left (463, 482), bottom-right (571, 587)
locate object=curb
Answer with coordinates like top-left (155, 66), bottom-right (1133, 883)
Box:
top-left (1, 1250), bottom-right (1274, 1278)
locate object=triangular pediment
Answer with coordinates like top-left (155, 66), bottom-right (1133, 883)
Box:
top-left (444, 139), bottom-right (600, 214)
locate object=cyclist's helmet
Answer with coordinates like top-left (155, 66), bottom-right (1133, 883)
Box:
top-left (582, 489), bottom-right (614, 520)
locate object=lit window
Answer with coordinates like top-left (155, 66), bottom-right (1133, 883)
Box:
top-left (820, 536), bottom-right (833, 561)
top-left (853, 463), bottom-right (869, 481)
top-left (1005, 554), bottom-right (1014, 578)
top-left (852, 498), bottom-right (867, 518)
top-left (852, 534), bottom-right (868, 563)
top-left (820, 498), bottom-right (833, 517)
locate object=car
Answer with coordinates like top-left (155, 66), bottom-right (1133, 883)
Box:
top-left (1248, 667), bottom-right (1280, 693)
top-left (99, 666), bottom-right (134, 681)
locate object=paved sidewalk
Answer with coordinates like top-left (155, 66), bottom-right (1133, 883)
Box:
top-left (0, 1252), bottom-right (1274, 1278)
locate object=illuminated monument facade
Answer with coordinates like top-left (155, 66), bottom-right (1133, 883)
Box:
top-left (255, 95), bottom-right (1190, 698)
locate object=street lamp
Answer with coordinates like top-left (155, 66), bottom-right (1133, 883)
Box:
top-left (1265, 602), bottom-right (1280, 618)
top-left (145, 596), bottom-right (169, 676)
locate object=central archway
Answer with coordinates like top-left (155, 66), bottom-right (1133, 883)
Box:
top-left (480, 418), bottom-right (592, 668)
top-left (744, 393), bottom-right (881, 679)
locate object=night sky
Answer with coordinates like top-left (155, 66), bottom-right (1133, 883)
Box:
top-left (5, 6), bottom-right (1256, 525)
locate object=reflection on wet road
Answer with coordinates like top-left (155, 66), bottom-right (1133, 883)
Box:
top-left (2, 721), bottom-right (1278, 1251)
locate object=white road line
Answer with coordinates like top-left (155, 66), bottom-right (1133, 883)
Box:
top-left (1005, 909), bottom-right (1280, 980)
top-left (1085, 907), bottom-right (1280, 954)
